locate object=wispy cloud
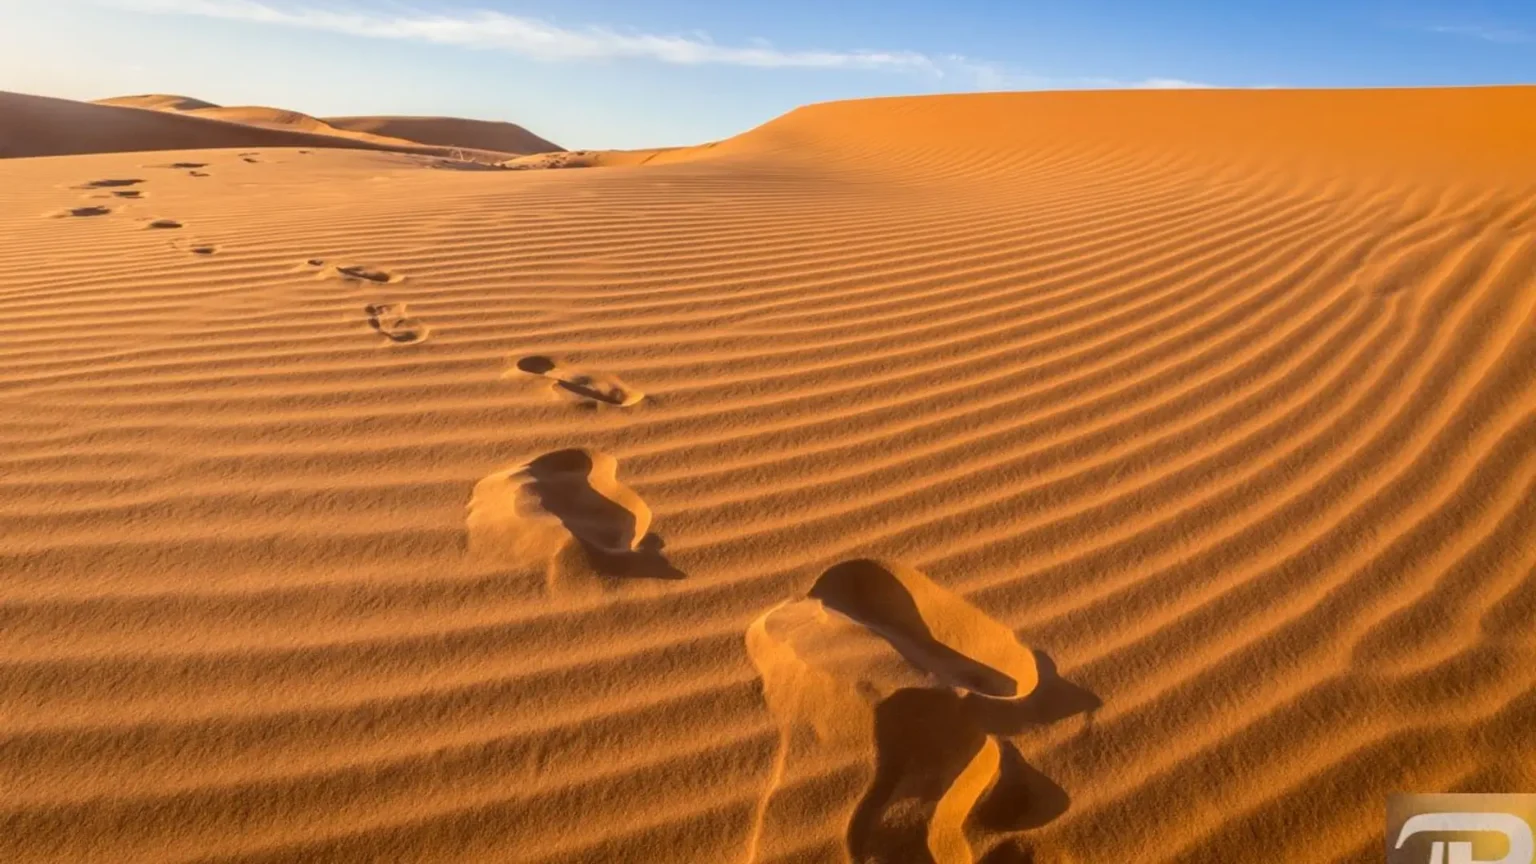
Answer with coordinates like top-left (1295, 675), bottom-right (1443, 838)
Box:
top-left (1423, 24), bottom-right (1532, 44)
top-left (106, 0), bottom-right (944, 72)
top-left (104, 0), bottom-right (1215, 90)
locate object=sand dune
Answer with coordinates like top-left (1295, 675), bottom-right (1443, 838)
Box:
top-left (1, 91), bottom-right (543, 161)
top-left (96, 93), bottom-right (222, 111)
top-left (1, 86), bottom-right (1535, 863)
top-left (325, 115), bottom-right (562, 156)
top-left (92, 95), bottom-right (562, 156)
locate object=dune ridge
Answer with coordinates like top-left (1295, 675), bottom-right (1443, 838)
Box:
top-left (1, 87), bottom-right (1534, 863)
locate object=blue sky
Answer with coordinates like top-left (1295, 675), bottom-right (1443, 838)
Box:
top-left (2, 0), bottom-right (1533, 149)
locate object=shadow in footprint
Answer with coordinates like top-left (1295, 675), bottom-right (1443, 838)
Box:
top-left (745, 560), bottom-right (1094, 864)
top-left (145, 219), bottom-right (182, 230)
top-left (973, 742), bottom-right (1071, 834)
top-left (111, 190), bottom-right (143, 199)
top-left (513, 354), bottom-right (643, 407)
top-left (365, 303), bottom-right (428, 344)
top-left (78, 178), bottom-right (143, 189)
top-left (58, 206), bottom-right (111, 218)
top-left (524, 450), bottom-right (656, 558)
top-left (466, 448), bottom-right (682, 585)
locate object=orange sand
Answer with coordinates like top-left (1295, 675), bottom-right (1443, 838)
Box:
top-left (1, 86), bottom-right (1534, 864)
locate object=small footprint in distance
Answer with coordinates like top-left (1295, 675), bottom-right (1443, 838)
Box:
top-left (54, 206), bottom-right (112, 218)
top-left (314, 260), bottom-right (403, 285)
top-left (171, 239), bottom-right (217, 256)
top-left (145, 219), bottom-right (182, 230)
top-left (510, 355), bottom-right (643, 407)
top-left (77, 178), bottom-right (144, 189)
top-left (365, 303), bottom-right (428, 344)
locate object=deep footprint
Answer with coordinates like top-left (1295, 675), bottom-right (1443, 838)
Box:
top-left (78, 178), bottom-right (144, 189)
top-left (744, 560), bottom-right (1045, 864)
top-left (364, 303), bottom-right (428, 343)
top-left (466, 449), bottom-right (679, 585)
top-left (145, 219), bottom-right (182, 230)
top-left (511, 355), bottom-right (643, 407)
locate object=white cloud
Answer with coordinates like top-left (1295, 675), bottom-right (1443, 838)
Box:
top-left (1425, 24), bottom-right (1531, 44)
top-left (105, 0), bottom-right (943, 72)
top-left (102, 0), bottom-right (1218, 90)
top-left (1130, 77), bottom-right (1212, 89)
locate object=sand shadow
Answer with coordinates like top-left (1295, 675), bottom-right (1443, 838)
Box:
top-left (846, 654), bottom-right (1093, 863)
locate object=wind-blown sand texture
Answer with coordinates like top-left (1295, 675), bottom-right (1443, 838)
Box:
top-left (1, 86), bottom-right (1535, 863)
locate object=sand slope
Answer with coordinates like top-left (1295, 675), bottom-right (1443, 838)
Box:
top-left (1, 87), bottom-right (1535, 863)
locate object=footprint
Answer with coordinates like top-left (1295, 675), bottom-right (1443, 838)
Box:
top-left (466, 449), bottom-right (680, 587)
top-left (77, 178), bottom-right (144, 189)
top-left (158, 162), bottom-right (207, 169)
top-left (55, 206), bottom-right (112, 218)
top-left (111, 190), bottom-right (143, 199)
top-left (744, 560), bottom-right (1047, 864)
top-left (364, 303), bottom-right (428, 344)
top-left (240, 152), bottom-right (261, 163)
top-left (172, 239), bottom-right (217, 256)
top-left (510, 355), bottom-right (643, 407)
top-left (189, 171), bottom-right (210, 178)
top-left (318, 263), bottom-right (403, 285)
top-left (145, 219), bottom-right (182, 230)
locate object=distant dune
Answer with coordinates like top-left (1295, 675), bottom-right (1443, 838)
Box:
top-left (0, 91), bottom-right (556, 160)
top-left (325, 115), bottom-right (562, 156)
top-left (95, 93), bottom-right (222, 111)
top-left (1, 86), bottom-right (1534, 864)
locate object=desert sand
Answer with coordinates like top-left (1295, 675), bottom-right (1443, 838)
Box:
top-left (1, 86), bottom-right (1534, 863)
